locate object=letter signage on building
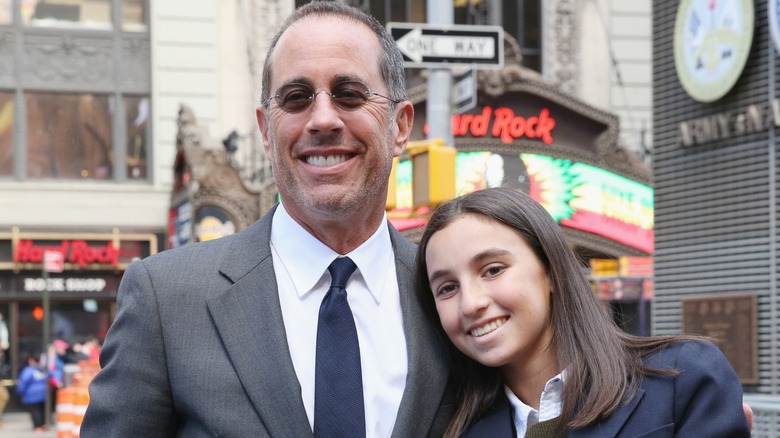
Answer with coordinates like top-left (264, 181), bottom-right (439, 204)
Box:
top-left (0, 230), bottom-right (157, 271)
top-left (424, 106), bottom-right (556, 145)
top-left (679, 99), bottom-right (780, 146)
top-left (0, 273), bottom-right (121, 295)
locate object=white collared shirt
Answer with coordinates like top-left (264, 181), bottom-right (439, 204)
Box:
top-left (270, 203), bottom-right (408, 438)
top-left (506, 370), bottom-right (566, 437)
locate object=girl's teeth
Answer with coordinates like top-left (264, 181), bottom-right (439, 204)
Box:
top-left (471, 319), bottom-right (505, 337)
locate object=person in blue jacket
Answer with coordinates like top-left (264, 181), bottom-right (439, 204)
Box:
top-left (17, 353), bottom-right (48, 432)
top-left (416, 187), bottom-right (751, 437)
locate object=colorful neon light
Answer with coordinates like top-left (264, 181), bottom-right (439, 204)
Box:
top-left (389, 152), bottom-right (654, 253)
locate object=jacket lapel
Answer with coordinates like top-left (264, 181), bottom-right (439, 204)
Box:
top-left (463, 395), bottom-right (515, 438)
top-left (206, 207), bottom-right (313, 438)
top-left (569, 388), bottom-right (645, 438)
top-left (388, 226), bottom-right (451, 438)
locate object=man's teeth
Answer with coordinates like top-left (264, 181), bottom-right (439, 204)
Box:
top-left (307, 154), bottom-right (348, 166)
top-left (470, 319), bottom-right (505, 337)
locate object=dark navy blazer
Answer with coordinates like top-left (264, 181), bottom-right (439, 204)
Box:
top-left (463, 341), bottom-right (750, 438)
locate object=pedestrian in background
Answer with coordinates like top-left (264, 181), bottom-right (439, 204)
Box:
top-left (48, 339), bottom-right (68, 388)
top-left (17, 354), bottom-right (48, 432)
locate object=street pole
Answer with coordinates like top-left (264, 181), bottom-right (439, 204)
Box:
top-left (487, 0), bottom-right (502, 26)
top-left (426, 0), bottom-right (453, 146)
top-left (42, 263), bottom-right (51, 427)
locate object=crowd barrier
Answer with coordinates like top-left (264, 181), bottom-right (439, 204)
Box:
top-left (55, 360), bottom-right (99, 438)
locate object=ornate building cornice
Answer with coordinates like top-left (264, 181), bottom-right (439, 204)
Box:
top-left (175, 105), bottom-right (261, 231)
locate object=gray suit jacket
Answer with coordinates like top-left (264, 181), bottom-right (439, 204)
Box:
top-left (82, 207), bottom-right (454, 437)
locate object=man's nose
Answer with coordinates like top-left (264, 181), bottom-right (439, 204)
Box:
top-left (307, 92), bottom-right (344, 132)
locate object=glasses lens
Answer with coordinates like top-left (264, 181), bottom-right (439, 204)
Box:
top-left (276, 84), bottom-right (314, 113)
top-left (272, 82), bottom-right (373, 112)
top-left (331, 82), bottom-right (370, 110)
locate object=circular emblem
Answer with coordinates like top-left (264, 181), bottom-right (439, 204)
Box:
top-left (770, 0), bottom-right (780, 55)
top-left (674, 0), bottom-right (754, 103)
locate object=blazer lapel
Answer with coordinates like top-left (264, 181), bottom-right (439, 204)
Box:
top-left (463, 395), bottom-right (515, 438)
top-left (569, 388), bottom-right (645, 438)
top-left (207, 207), bottom-right (313, 438)
top-left (389, 226), bottom-right (451, 438)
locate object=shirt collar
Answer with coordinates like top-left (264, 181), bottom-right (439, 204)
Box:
top-left (270, 202), bottom-right (393, 303)
top-left (505, 369), bottom-right (567, 436)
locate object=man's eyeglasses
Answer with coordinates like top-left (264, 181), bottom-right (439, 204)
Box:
top-left (263, 81), bottom-right (399, 113)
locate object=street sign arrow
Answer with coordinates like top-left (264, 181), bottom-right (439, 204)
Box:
top-left (388, 23), bottom-right (503, 69)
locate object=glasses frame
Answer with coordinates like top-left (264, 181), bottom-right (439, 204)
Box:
top-left (263, 80), bottom-right (400, 113)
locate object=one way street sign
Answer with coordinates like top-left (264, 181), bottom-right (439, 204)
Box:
top-left (387, 22), bottom-right (503, 69)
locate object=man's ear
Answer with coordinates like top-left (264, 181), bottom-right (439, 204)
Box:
top-left (256, 106), bottom-right (273, 161)
top-left (392, 101), bottom-right (414, 157)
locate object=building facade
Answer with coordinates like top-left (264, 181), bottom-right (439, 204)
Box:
top-left (653, 0), bottom-right (780, 434)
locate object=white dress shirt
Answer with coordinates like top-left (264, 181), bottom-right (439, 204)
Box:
top-left (506, 370), bottom-right (566, 437)
top-left (270, 203), bottom-right (408, 438)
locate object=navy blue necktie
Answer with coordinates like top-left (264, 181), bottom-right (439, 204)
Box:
top-left (314, 257), bottom-right (365, 438)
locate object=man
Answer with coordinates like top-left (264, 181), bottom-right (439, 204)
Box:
top-left (81, 3), bottom-right (453, 437)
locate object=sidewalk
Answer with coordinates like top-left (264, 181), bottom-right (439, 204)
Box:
top-left (1, 411), bottom-right (57, 438)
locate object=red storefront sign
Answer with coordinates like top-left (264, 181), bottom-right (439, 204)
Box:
top-left (424, 106), bottom-right (557, 144)
top-left (1, 231), bottom-right (158, 271)
top-left (14, 239), bottom-right (120, 268)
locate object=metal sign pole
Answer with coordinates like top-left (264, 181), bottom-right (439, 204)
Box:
top-left (426, 0), bottom-right (454, 146)
top-left (42, 262), bottom-right (51, 428)
top-left (41, 250), bottom-right (63, 429)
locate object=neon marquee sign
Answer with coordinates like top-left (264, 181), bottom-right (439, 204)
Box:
top-left (391, 152), bottom-right (654, 253)
top-left (458, 152), bottom-right (653, 253)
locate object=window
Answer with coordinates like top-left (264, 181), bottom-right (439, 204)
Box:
top-left (21, 0), bottom-right (111, 29)
top-left (451, 0), bottom-right (542, 72)
top-left (122, 0), bottom-right (146, 31)
top-left (24, 93), bottom-right (150, 181)
top-left (26, 93), bottom-right (113, 180)
top-left (499, 0), bottom-right (541, 71)
top-left (0, 0), bottom-right (10, 25)
top-left (125, 96), bottom-right (148, 179)
top-left (408, 0), bottom-right (425, 23)
top-left (1, 0), bottom-right (150, 182)
top-left (454, 0), bottom-right (486, 25)
top-left (0, 92), bottom-right (12, 176)
top-left (517, 0), bottom-right (541, 72)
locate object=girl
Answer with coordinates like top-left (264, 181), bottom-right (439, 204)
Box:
top-left (416, 187), bottom-right (750, 437)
